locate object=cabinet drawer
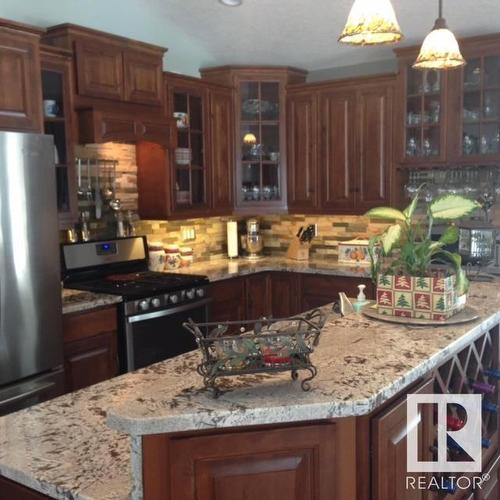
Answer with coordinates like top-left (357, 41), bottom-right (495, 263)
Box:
top-left (63, 306), bottom-right (117, 343)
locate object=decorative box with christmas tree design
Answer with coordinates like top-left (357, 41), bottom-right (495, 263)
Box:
top-left (376, 274), bottom-right (463, 321)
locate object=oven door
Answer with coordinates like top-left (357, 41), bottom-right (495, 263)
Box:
top-left (123, 298), bottom-right (210, 372)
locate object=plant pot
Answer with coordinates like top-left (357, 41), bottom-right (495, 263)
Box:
top-left (376, 273), bottom-right (465, 321)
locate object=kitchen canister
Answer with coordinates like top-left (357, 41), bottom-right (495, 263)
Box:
top-left (164, 244), bottom-right (181, 270)
top-left (179, 247), bottom-right (194, 267)
top-left (148, 242), bottom-right (165, 271)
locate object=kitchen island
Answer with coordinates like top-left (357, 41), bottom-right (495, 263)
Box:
top-left (0, 282), bottom-right (499, 500)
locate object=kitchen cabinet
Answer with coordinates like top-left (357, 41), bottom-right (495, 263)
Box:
top-left (209, 85), bottom-right (234, 214)
top-left (0, 476), bottom-right (50, 500)
top-left (300, 274), bottom-right (374, 311)
top-left (287, 75), bottom-right (395, 214)
top-left (0, 19), bottom-right (43, 132)
top-left (143, 421), bottom-right (353, 500)
top-left (269, 272), bottom-right (301, 318)
top-left (166, 73), bottom-right (210, 215)
top-left (40, 45), bottom-right (78, 229)
top-left (137, 74), bottom-right (233, 219)
top-left (43, 24), bottom-right (165, 106)
top-left (372, 377), bottom-right (434, 500)
top-left (287, 89), bottom-right (319, 213)
top-left (201, 66), bottom-right (307, 213)
top-left (209, 277), bottom-right (247, 327)
top-left (62, 306), bottom-right (118, 393)
top-left (78, 108), bottom-right (170, 145)
top-left (245, 273), bottom-right (270, 319)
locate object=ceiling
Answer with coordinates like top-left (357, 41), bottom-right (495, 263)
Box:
top-left (149, 0), bottom-right (500, 71)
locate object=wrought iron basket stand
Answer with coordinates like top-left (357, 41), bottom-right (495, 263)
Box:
top-left (183, 309), bottom-right (326, 398)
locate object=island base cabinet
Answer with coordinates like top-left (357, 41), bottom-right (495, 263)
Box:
top-left (142, 420), bottom-right (357, 500)
top-left (0, 476), bottom-right (51, 500)
top-left (372, 377), bottom-right (434, 500)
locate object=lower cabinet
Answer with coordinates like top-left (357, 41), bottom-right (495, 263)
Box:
top-left (300, 274), bottom-right (375, 311)
top-left (210, 272), bottom-right (375, 324)
top-left (371, 377), bottom-right (434, 500)
top-left (245, 273), bottom-right (270, 319)
top-left (62, 306), bottom-right (118, 393)
top-left (0, 476), bottom-right (50, 500)
top-left (143, 420), bottom-right (357, 500)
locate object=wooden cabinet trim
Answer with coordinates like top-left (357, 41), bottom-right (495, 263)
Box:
top-left (62, 305), bottom-right (117, 343)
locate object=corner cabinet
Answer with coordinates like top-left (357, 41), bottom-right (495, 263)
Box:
top-left (201, 66), bottom-right (307, 213)
top-left (0, 20), bottom-right (43, 132)
top-left (287, 75), bottom-right (395, 214)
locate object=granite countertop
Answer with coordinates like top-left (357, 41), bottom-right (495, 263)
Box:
top-left (62, 289), bottom-right (122, 315)
top-left (1, 282), bottom-right (498, 500)
top-left (174, 255), bottom-right (372, 281)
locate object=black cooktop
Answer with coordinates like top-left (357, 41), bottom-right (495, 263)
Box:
top-left (67, 271), bottom-right (209, 299)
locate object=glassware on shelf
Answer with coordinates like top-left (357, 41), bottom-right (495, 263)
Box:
top-left (422, 138), bottom-right (432, 156)
top-left (406, 137), bottom-right (419, 157)
top-left (463, 135), bottom-right (475, 155)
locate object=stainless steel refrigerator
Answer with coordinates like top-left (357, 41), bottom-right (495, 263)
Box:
top-left (0, 132), bottom-right (64, 415)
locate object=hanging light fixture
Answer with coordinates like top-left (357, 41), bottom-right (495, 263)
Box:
top-left (413, 0), bottom-right (465, 70)
top-left (338, 0), bottom-right (403, 46)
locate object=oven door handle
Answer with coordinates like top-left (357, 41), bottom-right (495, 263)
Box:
top-left (127, 298), bottom-right (212, 324)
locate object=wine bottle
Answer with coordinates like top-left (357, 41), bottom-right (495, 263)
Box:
top-left (483, 400), bottom-right (498, 413)
top-left (482, 438), bottom-right (491, 449)
top-left (483, 368), bottom-right (500, 379)
top-left (470, 380), bottom-right (496, 394)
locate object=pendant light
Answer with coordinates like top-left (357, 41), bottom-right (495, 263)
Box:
top-left (338, 0), bottom-right (403, 46)
top-left (413, 0), bottom-right (465, 70)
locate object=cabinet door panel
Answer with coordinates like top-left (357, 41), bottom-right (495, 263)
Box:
top-left (372, 378), bottom-right (434, 500)
top-left (64, 332), bottom-right (117, 392)
top-left (319, 90), bottom-right (356, 212)
top-left (210, 278), bottom-right (246, 333)
top-left (139, 120), bottom-right (170, 145)
top-left (0, 31), bottom-right (42, 131)
top-left (124, 49), bottom-right (162, 105)
top-left (210, 87), bottom-right (233, 213)
top-left (168, 423), bottom-right (342, 500)
top-left (245, 273), bottom-right (270, 319)
top-left (357, 86), bottom-right (393, 210)
top-left (287, 91), bottom-right (318, 212)
top-left (270, 272), bottom-right (300, 317)
top-left (75, 40), bottom-right (124, 100)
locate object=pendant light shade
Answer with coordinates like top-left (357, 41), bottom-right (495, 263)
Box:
top-left (413, 0), bottom-right (465, 70)
top-left (338, 0), bottom-right (403, 46)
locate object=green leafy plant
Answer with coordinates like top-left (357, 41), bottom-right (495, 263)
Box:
top-left (366, 187), bottom-right (481, 296)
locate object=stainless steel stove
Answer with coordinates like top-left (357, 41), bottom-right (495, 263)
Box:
top-left (62, 237), bottom-right (210, 372)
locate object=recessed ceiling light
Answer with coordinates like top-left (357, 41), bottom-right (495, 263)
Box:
top-left (219, 0), bottom-right (243, 6)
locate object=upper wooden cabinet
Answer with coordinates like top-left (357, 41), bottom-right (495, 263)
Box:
top-left (201, 66), bottom-right (307, 213)
top-left (395, 34), bottom-right (500, 167)
top-left (287, 75), bottom-right (395, 214)
top-left (40, 45), bottom-right (78, 228)
top-left (137, 73), bottom-right (234, 219)
top-left (42, 24), bottom-right (166, 106)
top-left (0, 19), bottom-right (43, 132)
top-left (287, 90), bottom-right (319, 212)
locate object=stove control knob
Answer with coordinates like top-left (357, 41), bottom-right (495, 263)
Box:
top-left (196, 288), bottom-right (205, 298)
top-left (151, 297), bottom-right (161, 308)
top-left (186, 288), bottom-right (196, 300)
top-left (138, 299), bottom-right (150, 311)
top-left (170, 294), bottom-right (179, 304)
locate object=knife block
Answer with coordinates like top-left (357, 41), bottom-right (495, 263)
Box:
top-left (286, 238), bottom-right (310, 261)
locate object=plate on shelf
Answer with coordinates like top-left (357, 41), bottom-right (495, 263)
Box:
top-left (362, 303), bottom-right (480, 326)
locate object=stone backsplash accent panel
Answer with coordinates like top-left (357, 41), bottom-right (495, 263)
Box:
top-left (68, 143), bottom-right (390, 262)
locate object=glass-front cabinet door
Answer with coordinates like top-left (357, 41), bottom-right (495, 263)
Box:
top-left (403, 66), bottom-right (446, 163)
top-left (239, 81), bottom-right (282, 206)
top-left (171, 87), bottom-right (208, 212)
top-left (460, 55), bottom-right (500, 159)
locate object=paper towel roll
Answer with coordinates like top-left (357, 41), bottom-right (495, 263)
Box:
top-left (227, 221), bottom-right (238, 258)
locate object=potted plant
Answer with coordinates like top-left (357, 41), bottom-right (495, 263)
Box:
top-left (366, 188), bottom-right (481, 321)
